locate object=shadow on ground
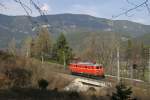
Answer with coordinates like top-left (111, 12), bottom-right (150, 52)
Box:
top-left (0, 88), bottom-right (110, 100)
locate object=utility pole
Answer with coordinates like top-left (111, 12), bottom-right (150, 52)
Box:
top-left (26, 47), bottom-right (30, 58)
top-left (117, 47), bottom-right (120, 83)
top-left (63, 51), bottom-right (66, 69)
top-left (131, 64), bottom-right (133, 80)
top-left (41, 52), bottom-right (44, 65)
top-left (148, 48), bottom-right (150, 83)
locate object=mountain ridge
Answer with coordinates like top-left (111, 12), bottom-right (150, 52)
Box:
top-left (0, 13), bottom-right (150, 48)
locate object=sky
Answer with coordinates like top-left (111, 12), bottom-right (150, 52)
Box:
top-left (0, 0), bottom-right (150, 25)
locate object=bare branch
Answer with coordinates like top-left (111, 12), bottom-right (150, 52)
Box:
top-left (0, 2), bottom-right (6, 9)
top-left (112, 0), bottom-right (149, 18)
top-left (145, 2), bottom-right (150, 14)
top-left (126, 0), bottom-right (137, 6)
top-left (30, 0), bottom-right (48, 23)
top-left (14, 0), bottom-right (32, 16)
top-left (119, 7), bottom-right (134, 17)
top-left (13, 0), bottom-right (49, 28)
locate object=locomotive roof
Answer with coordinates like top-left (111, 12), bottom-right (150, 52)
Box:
top-left (71, 62), bottom-right (102, 66)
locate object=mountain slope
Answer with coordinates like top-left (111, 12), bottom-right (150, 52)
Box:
top-left (135, 33), bottom-right (150, 45)
top-left (0, 13), bottom-right (150, 48)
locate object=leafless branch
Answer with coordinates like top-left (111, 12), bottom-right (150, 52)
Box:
top-left (0, 3), bottom-right (4, 7)
top-left (126, 0), bottom-right (143, 12)
top-left (30, 0), bottom-right (48, 22)
top-left (126, 0), bottom-right (137, 6)
top-left (145, 2), bottom-right (150, 14)
top-left (0, 1), bottom-right (6, 9)
top-left (13, 0), bottom-right (49, 27)
top-left (14, 0), bottom-right (32, 16)
top-left (112, 0), bottom-right (149, 18)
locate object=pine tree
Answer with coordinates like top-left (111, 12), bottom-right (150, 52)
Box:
top-left (52, 33), bottom-right (73, 64)
top-left (111, 82), bottom-right (132, 100)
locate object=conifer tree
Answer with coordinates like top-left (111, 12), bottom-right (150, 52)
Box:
top-left (111, 82), bottom-right (132, 100)
top-left (52, 33), bottom-right (73, 64)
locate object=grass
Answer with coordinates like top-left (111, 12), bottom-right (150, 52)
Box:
top-left (144, 70), bottom-right (150, 82)
top-left (0, 51), bottom-right (149, 100)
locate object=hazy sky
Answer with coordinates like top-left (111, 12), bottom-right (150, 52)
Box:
top-left (0, 0), bottom-right (150, 25)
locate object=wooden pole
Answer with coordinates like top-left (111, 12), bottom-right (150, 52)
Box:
top-left (147, 48), bottom-right (150, 96)
top-left (117, 47), bottom-right (120, 82)
top-left (63, 51), bottom-right (66, 69)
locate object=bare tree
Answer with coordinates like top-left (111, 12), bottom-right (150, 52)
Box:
top-left (112, 0), bottom-right (150, 18)
top-left (31, 27), bottom-right (52, 59)
top-left (8, 37), bottom-right (17, 56)
top-left (0, 0), bottom-right (41, 14)
top-left (81, 32), bottom-right (120, 75)
top-left (21, 36), bottom-right (33, 57)
top-left (0, 0), bottom-right (49, 28)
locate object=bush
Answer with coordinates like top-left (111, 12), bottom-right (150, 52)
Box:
top-left (111, 82), bottom-right (132, 100)
top-left (5, 68), bottom-right (32, 88)
top-left (38, 79), bottom-right (49, 90)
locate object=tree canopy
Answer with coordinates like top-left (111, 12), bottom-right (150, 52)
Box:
top-left (52, 33), bottom-right (73, 65)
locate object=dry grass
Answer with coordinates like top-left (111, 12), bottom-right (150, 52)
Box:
top-left (0, 51), bottom-right (149, 100)
top-left (0, 87), bottom-right (112, 100)
top-left (0, 50), bottom-right (72, 90)
top-left (131, 86), bottom-right (150, 100)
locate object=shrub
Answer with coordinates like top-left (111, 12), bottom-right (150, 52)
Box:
top-left (111, 82), bottom-right (132, 100)
top-left (38, 79), bottom-right (49, 90)
top-left (5, 68), bottom-right (32, 88)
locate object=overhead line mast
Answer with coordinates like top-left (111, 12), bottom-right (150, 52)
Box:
top-left (117, 47), bottom-right (120, 83)
top-left (147, 47), bottom-right (150, 95)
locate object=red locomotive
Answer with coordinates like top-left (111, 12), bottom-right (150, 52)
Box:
top-left (69, 62), bottom-right (105, 78)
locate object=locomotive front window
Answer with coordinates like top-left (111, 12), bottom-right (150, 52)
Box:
top-left (96, 66), bottom-right (99, 69)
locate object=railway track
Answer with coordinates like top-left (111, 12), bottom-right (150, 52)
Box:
top-left (47, 66), bottom-right (149, 89)
top-left (60, 72), bottom-right (150, 93)
top-left (57, 72), bottom-right (114, 88)
top-left (59, 69), bottom-right (149, 84)
top-left (105, 75), bottom-right (145, 82)
top-left (57, 71), bottom-right (150, 89)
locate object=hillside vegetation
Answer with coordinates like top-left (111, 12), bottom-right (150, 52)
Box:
top-left (0, 14), bottom-right (150, 48)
